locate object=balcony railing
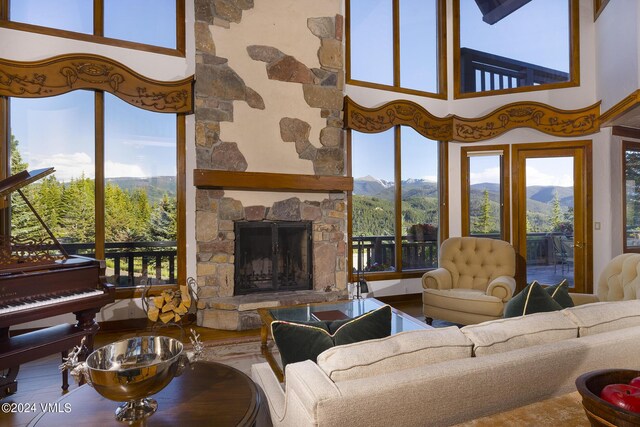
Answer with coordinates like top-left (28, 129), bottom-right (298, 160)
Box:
top-left (351, 235), bottom-right (438, 273)
top-left (62, 241), bottom-right (177, 287)
top-left (460, 47), bottom-right (569, 93)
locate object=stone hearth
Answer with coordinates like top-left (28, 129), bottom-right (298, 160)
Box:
top-left (196, 194), bottom-right (348, 330)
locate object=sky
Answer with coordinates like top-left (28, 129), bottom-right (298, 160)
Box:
top-left (11, 92), bottom-right (176, 181)
top-left (10, 0), bottom-right (175, 48)
top-left (8, 1), bottom-right (177, 181)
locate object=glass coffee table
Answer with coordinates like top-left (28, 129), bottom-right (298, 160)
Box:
top-left (257, 298), bottom-right (431, 381)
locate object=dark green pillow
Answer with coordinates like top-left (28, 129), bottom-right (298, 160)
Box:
top-left (271, 305), bottom-right (392, 369)
top-left (503, 281), bottom-right (563, 318)
top-left (545, 279), bottom-right (574, 308)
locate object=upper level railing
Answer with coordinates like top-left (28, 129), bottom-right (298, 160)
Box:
top-left (460, 47), bottom-right (569, 93)
top-left (62, 241), bottom-right (177, 287)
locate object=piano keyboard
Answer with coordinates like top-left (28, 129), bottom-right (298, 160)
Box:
top-left (0, 289), bottom-right (105, 315)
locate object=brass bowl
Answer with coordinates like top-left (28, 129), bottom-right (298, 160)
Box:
top-left (85, 336), bottom-right (185, 422)
top-left (575, 369), bottom-right (640, 427)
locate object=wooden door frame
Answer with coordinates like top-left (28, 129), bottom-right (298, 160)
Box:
top-left (511, 140), bottom-right (593, 293)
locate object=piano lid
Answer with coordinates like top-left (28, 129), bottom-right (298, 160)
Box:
top-left (0, 168), bottom-right (55, 197)
top-left (1, 167), bottom-right (68, 269)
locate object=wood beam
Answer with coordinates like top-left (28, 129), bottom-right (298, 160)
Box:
top-left (193, 170), bottom-right (353, 193)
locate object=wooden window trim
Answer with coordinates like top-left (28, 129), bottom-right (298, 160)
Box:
top-left (347, 127), bottom-right (448, 282)
top-left (511, 140), bottom-right (593, 293)
top-left (1, 53), bottom-right (191, 297)
top-left (346, 0), bottom-right (447, 99)
top-left (622, 140), bottom-right (640, 254)
top-left (461, 145), bottom-right (510, 241)
top-left (0, 0), bottom-right (185, 57)
top-left (453, 0), bottom-right (580, 99)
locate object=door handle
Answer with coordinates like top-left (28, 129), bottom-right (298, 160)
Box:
top-left (574, 242), bottom-right (584, 249)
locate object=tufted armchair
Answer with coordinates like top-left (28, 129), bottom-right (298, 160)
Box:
top-left (595, 253), bottom-right (640, 301)
top-left (422, 237), bottom-right (516, 325)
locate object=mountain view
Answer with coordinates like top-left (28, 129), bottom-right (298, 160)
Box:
top-left (352, 176), bottom-right (574, 237)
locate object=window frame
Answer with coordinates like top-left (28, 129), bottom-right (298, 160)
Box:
top-left (346, 0), bottom-right (447, 99)
top-left (460, 144), bottom-right (510, 241)
top-left (0, 54), bottom-right (190, 299)
top-left (0, 0), bottom-right (185, 57)
top-left (622, 140), bottom-right (640, 254)
top-left (347, 127), bottom-right (448, 281)
top-left (453, 0), bottom-right (580, 99)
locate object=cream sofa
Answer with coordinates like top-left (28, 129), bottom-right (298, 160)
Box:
top-left (252, 299), bottom-right (640, 427)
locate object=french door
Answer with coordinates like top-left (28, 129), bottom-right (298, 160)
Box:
top-left (512, 141), bottom-right (592, 294)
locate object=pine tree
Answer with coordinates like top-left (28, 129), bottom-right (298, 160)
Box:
top-left (473, 189), bottom-right (493, 234)
top-left (149, 194), bottom-right (176, 241)
top-left (551, 190), bottom-right (562, 231)
top-left (59, 174), bottom-right (95, 243)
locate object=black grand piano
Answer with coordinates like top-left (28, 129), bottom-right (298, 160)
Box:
top-left (0, 168), bottom-right (115, 398)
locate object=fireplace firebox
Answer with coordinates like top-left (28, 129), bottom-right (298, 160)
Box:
top-left (234, 221), bottom-right (312, 295)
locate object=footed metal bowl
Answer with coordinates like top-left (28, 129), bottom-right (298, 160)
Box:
top-left (62, 333), bottom-right (202, 422)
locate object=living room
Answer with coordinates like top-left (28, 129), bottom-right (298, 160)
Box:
top-left (1, 0), bottom-right (640, 425)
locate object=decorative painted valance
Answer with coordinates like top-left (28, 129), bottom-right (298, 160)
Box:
top-left (344, 97), bottom-right (451, 140)
top-left (0, 54), bottom-right (193, 114)
top-left (344, 97), bottom-right (600, 142)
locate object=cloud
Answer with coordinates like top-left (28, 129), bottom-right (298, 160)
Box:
top-left (31, 152), bottom-right (94, 181)
top-left (30, 152), bottom-right (147, 180)
top-left (526, 166), bottom-right (573, 187)
top-left (470, 167), bottom-right (500, 184)
top-left (114, 136), bottom-right (175, 148)
top-left (105, 161), bottom-right (146, 178)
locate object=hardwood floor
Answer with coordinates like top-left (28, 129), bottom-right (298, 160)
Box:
top-left (0, 297), bottom-right (424, 427)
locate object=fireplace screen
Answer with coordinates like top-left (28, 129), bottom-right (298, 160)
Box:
top-left (234, 221), bottom-right (312, 295)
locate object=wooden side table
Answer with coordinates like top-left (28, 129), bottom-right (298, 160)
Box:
top-left (27, 361), bottom-right (271, 427)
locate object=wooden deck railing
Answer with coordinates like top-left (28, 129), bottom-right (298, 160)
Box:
top-left (460, 48), bottom-right (569, 93)
top-left (62, 241), bottom-right (177, 287)
top-left (352, 236), bottom-right (438, 272)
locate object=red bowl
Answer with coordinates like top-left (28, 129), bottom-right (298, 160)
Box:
top-left (575, 369), bottom-right (640, 427)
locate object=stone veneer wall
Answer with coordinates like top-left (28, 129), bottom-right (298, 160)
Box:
top-left (194, 0), bottom-right (347, 329)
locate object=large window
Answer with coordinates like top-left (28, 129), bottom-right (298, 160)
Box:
top-left (1, 0), bottom-right (184, 54)
top-left (347, 0), bottom-right (446, 98)
top-left (454, 0), bottom-right (578, 97)
top-left (461, 146), bottom-right (510, 241)
top-left (624, 141), bottom-right (640, 252)
top-left (7, 92), bottom-right (179, 290)
top-left (350, 127), bottom-right (441, 279)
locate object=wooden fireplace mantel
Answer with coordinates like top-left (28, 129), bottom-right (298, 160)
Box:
top-left (193, 169), bottom-right (353, 192)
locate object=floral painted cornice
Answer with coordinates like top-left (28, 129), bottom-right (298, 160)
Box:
top-left (344, 97), bottom-right (451, 141)
top-left (0, 54), bottom-right (194, 114)
top-left (344, 97), bottom-right (600, 142)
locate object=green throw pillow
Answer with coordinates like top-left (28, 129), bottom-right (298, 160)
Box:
top-left (503, 281), bottom-right (563, 318)
top-left (545, 279), bottom-right (574, 308)
top-left (271, 304), bottom-right (392, 369)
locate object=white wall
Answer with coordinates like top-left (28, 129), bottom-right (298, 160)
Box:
top-left (595, 0), bottom-right (640, 112)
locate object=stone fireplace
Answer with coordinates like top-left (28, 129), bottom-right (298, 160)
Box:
top-left (234, 220), bottom-right (313, 295)
top-left (194, 0), bottom-right (347, 330)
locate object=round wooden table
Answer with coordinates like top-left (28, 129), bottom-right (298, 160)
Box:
top-left (28, 361), bottom-right (269, 427)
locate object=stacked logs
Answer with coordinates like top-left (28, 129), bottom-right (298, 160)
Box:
top-left (147, 285), bottom-right (192, 323)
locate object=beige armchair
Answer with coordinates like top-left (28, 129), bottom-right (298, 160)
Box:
top-left (422, 237), bottom-right (516, 325)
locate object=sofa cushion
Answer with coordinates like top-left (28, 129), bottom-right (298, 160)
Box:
top-left (461, 310), bottom-right (578, 356)
top-left (271, 305), bottom-right (391, 369)
top-left (503, 281), bottom-right (563, 318)
top-left (545, 279), bottom-right (575, 308)
top-left (423, 288), bottom-right (504, 317)
top-left (562, 299), bottom-right (640, 336)
top-left (316, 326), bottom-right (473, 381)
